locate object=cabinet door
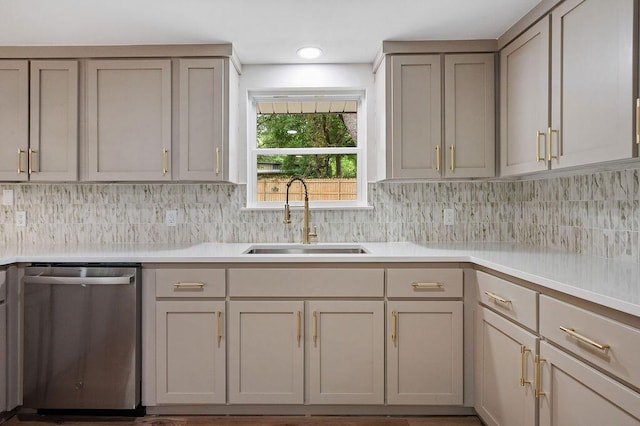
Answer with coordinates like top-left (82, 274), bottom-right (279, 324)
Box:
top-left (390, 55), bottom-right (442, 178)
top-left (156, 301), bottom-right (225, 404)
top-left (500, 17), bottom-right (550, 176)
top-left (444, 54), bottom-right (495, 178)
top-left (86, 60), bottom-right (171, 181)
top-left (176, 58), bottom-right (225, 181)
top-left (387, 301), bottom-right (463, 405)
top-left (308, 301), bottom-right (384, 404)
top-left (228, 301), bottom-right (304, 404)
top-left (538, 342), bottom-right (640, 425)
top-left (29, 60), bottom-right (78, 181)
top-left (475, 307), bottom-right (537, 426)
top-left (550, 0), bottom-right (634, 169)
top-left (0, 301), bottom-right (6, 413)
top-left (0, 60), bottom-right (28, 181)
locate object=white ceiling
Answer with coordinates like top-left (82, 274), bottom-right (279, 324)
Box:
top-left (0, 0), bottom-right (541, 64)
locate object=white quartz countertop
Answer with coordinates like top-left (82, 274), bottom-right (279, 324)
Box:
top-left (1, 241), bottom-right (638, 317)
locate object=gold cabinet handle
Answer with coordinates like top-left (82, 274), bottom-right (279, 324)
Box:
top-left (449, 145), bottom-right (455, 171)
top-left (534, 355), bottom-right (546, 398)
top-left (296, 311), bottom-right (301, 347)
top-left (485, 291), bottom-right (511, 305)
top-left (162, 148), bottom-right (169, 175)
top-left (435, 145), bottom-right (441, 172)
top-left (636, 98), bottom-right (640, 144)
top-left (559, 326), bottom-right (610, 352)
top-left (173, 282), bottom-right (205, 289)
top-left (216, 311), bottom-right (223, 347)
top-left (215, 147), bottom-right (220, 175)
top-left (411, 282), bottom-right (443, 289)
top-left (547, 127), bottom-right (558, 162)
top-left (17, 149), bottom-right (25, 174)
top-left (28, 148), bottom-right (38, 174)
top-left (520, 346), bottom-right (531, 386)
top-left (391, 311), bottom-right (397, 345)
top-left (536, 131), bottom-right (546, 162)
top-left (313, 311), bottom-right (318, 347)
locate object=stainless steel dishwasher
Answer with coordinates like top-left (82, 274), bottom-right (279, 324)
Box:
top-left (23, 264), bottom-right (141, 410)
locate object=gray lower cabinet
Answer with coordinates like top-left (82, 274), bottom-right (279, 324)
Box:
top-left (0, 270), bottom-right (6, 414)
top-left (387, 301), bottom-right (463, 405)
top-left (475, 307), bottom-right (537, 426)
top-left (86, 59), bottom-right (172, 181)
top-left (308, 301), bottom-right (385, 405)
top-left (538, 342), bottom-right (640, 425)
top-left (227, 301), bottom-right (304, 404)
top-left (0, 60), bottom-right (78, 181)
top-left (387, 53), bottom-right (495, 179)
top-left (155, 300), bottom-right (226, 404)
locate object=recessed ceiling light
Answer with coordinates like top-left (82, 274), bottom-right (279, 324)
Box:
top-left (287, 130), bottom-right (298, 135)
top-left (297, 47), bottom-right (323, 59)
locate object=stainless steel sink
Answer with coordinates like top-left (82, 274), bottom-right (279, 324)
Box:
top-left (244, 245), bottom-right (368, 255)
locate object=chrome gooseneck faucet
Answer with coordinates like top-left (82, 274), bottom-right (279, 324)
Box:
top-left (284, 177), bottom-right (317, 244)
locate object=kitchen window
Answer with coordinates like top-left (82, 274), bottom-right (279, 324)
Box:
top-left (247, 91), bottom-right (367, 209)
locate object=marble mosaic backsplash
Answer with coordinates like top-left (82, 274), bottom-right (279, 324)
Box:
top-left (0, 166), bottom-right (638, 263)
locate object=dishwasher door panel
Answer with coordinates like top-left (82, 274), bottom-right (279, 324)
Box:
top-left (23, 267), bottom-right (139, 410)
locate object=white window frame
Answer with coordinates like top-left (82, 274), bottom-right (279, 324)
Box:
top-left (246, 90), bottom-right (367, 209)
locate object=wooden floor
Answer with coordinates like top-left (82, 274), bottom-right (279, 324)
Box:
top-left (5, 415), bottom-right (483, 426)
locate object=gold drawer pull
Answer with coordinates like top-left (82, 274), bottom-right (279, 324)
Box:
top-left (162, 148), bottom-right (169, 175)
top-left (520, 346), bottom-right (531, 386)
top-left (435, 145), bottom-right (441, 172)
top-left (28, 148), bottom-right (38, 174)
top-left (535, 355), bottom-right (546, 398)
top-left (313, 311), bottom-right (318, 347)
top-left (536, 131), bottom-right (546, 162)
top-left (215, 147), bottom-right (220, 175)
top-left (17, 149), bottom-right (25, 174)
top-left (296, 311), bottom-right (301, 347)
top-left (485, 291), bottom-right (511, 305)
top-left (173, 282), bottom-right (205, 289)
top-left (411, 282), bottom-right (443, 289)
top-left (391, 311), bottom-right (397, 345)
top-left (450, 145), bottom-right (455, 171)
top-left (559, 326), bottom-right (610, 352)
top-left (216, 311), bottom-right (223, 347)
top-left (547, 127), bottom-right (558, 162)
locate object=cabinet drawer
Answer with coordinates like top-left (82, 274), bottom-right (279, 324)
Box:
top-left (228, 268), bottom-right (384, 297)
top-left (477, 271), bottom-right (537, 331)
top-left (387, 268), bottom-right (462, 298)
top-left (540, 295), bottom-right (640, 389)
top-left (155, 268), bottom-right (225, 298)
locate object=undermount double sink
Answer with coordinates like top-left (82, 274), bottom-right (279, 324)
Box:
top-left (244, 244), bottom-right (368, 255)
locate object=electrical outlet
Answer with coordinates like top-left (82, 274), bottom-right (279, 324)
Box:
top-left (2, 189), bottom-right (13, 206)
top-left (443, 208), bottom-right (455, 226)
top-left (16, 211), bottom-right (26, 227)
top-left (165, 210), bottom-right (177, 227)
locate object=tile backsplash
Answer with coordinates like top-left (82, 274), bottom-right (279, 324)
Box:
top-left (1, 167), bottom-right (638, 263)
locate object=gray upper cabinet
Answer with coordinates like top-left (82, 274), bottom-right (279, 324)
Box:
top-left (29, 60), bottom-right (78, 181)
top-left (175, 58), bottom-right (226, 181)
top-left (86, 59), bottom-right (172, 181)
top-left (388, 53), bottom-right (495, 179)
top-left (501, 0), bottom-right (635, 176)
top-left (390, 54), bottom-right (442, 179)
top-left (500, 17), bottom-right (551, 177)
top-left (0, 60), bottom-right (78, 182)
top-left (444, 53), bottom-right (495, 178)
top-left (550, 0), bottom-right (634, 169)
top-left (0, 61), bottom-right (29, 181)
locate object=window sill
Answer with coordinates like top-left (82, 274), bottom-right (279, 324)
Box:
top-left (242, 204), bottom-right (374, 212)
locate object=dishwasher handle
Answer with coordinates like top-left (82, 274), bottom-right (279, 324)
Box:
top-left (24, 274), bottom-right (135, 285)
